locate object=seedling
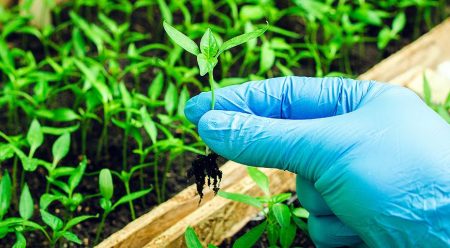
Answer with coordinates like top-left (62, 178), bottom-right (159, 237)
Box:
top-left (163, 21), bottom-right (268, 200)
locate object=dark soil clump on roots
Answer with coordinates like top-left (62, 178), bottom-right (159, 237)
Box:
top-left (187, 152), bottom-right (222, 202)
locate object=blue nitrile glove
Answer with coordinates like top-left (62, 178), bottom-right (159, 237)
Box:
top-left (184, 77), bottom-right (450, 248)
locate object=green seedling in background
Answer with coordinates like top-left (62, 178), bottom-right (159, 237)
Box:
top-left (163, 21), bottom-right (268, 109)
top-left (95, 168), bottom-right (152, 244)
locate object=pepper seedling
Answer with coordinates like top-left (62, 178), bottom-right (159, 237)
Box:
top-left (163, 21), bottom-right (268, 201)
top-left (163, 21), bottom-right (268, 110)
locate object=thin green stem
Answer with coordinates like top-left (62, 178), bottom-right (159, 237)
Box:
top-left (209, 72), bottom-right (215, 110)
top-left (154, 150), bottom-right (161, 203)
top-left (124, 180), bottom-right (136, 220)
top-left (94, 212), bottom-right (108, 244)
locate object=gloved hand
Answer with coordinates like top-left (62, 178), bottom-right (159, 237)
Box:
top-left (184, 77), bottom-right (450, 248)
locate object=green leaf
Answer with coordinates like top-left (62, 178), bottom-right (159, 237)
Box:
top-left (217, 191), bottom-right (262, 209)
top-left (0, 172), bottom-right (12, 219)
top-left (185, 226), bottom-right (202, 248)
top-left (280, 223), bottom-right (297, 248)
top-left (200, 28), bottom-right (219, 58)
top-left (218, 23), bottom-right (268, 55)
top-left (40, 209), bottom-right (63, 231)
top-left (12, 232), bottom-right (26, 248)
top-left (64, 215), bottom-right (97, 231)
top-left (19, 156), bottom-right (39, 172)
top-left (392, 12), bottom-right (406, 34)
top-left (19, 184), bottom-right (34, 220)
top-left (62, 231), bottom-right (82, 244)
top-left (292, 207), bottom-right (309, 219)
top-left (39, 194), bottom-right (62, 210)
top-left (197, 54), bottom-right (217, 76)
top-left (232, 221), bottom-right (267, 248)
top-left (112, 188), bottom-right (152, 209)
top-left (260, 41), bottom-right (275, 72)
top-left (99, 169), bottom-right (114, 200)
top-left (267, 222), bottom-right (279, 246)
top-left (272, 203), bottom-right (291, 227)
top-left (177, 86), bottom-right (190, 117)
top-left (163, 21), bottom-right (200, 55)
top-left (247, 167), bottom-right (270, 196)
top-left (140, 107), bottom-right (158, 144)
top-left (119, 83), bottom-right (132, 109)
top-left (27, 119), bottom-right (44, 156)
top-left (0, 144), bottom-right (14, 161)
top-left (41, 124), bottom-right (80, 135)
top-left (423, 73), bottom-right (432, 105)
top-left (164, 82), bottom-right (178, 116)
top-left (52, 133), bottom-right (71, 165)
top-left (271, 192), bottom-right (292, 204)
top-left (149, 72), bottom-right (164, 101)
top-left (377, 27), bottom-right (392, 50)
top-left (68, 158), bottom-right (87, 192)
top-left (157, 0), bottom-right (173, 24)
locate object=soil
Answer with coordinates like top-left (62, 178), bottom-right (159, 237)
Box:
top-left (0, 1), bottom-right (447, 248)
top-left (187, 152), bottom-right (222, 202)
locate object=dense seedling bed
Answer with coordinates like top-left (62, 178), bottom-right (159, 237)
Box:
top-left (0, 0), bottom-right (448, 247)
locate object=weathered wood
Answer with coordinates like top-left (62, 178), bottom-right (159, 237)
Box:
top-left (98, 19), bottom-right (450, 248)
top-left (144, 167), bottom-right (295, 247)
top-left (97, 162), bottom-right (295, 248)
top-left (359, 18), bottom-right (450, 102)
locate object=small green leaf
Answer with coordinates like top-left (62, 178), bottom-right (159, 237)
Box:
top-left (39, 194), bottom-right (62, 210)
top-left (164, 83), bottom-right (178, 116)
top-left (62, 231), bottom-right (82, 244)
top-left (247, 167), bottom-right (270, 196)
top-left (64, 215), bottom-right (97, 231)
top-left (40, 209), bottom-right (63, 231)
top-left (185, 226), bottom-right (202, 248)
top-left (217, 191), bottom-right (262, 209)
top-left (99, 169), bottom-right (113, 200)
top-left (27, 119), bottom-right (44, 156)
top-left (218, 23), bottom-right (268, 55)
top-left (200, 28), bottom-right (219, 58)
top-left (177, 86), bottom-right (190, 117)
top-left (377, 27), bottom-right (392, 49)
top-left (233, 221), bottom-right (267, 248)
top-left (292, 207), bottom-right (309, 219)
top-left (392, 12), bottom-right (406, 34)
top-left (112, 188), bottom-right (152, 209)
top-left (272, 203), bottom-right (291, 227)
top-left (149, 72), bottom-right (164, 101)
top-left (52, 133), bottom-right (71, 165)
top-left (197, 54), bottom-right (217, 76)
top-left (68, 158), bottom-right (87, 192)
top-left (140, 107), bottom-right (158, 144)
top-left (19, 184), bottom-right (34, 220)
top-left (260, 41), bottom-right (275, 72)
top-left (280, 223), bottom-right (297, 248)
top-left (157, 0), bottom-right (172, 24)
top-left (0, 172), bottom-right (12, 219)
top-left (271, 192), bottom-right (292, 204)
top-left (12, 232), bottom-right (26, 248)
top-left (163, 21), bottom-right (200, 55)
top-left (267, 222), bottom-right (279, 246)
top-left (119, 83), bottom-right (132, 109)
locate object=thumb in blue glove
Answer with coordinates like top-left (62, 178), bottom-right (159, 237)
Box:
top-left (184, 76), bottom-right (450, 247)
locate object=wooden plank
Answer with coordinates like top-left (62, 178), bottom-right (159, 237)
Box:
top-left (98, 19), bottom-right (450, 248)
top-left (359, 18), bottom-right (450, 88)
top-left (144, 166), bottom-right (295, 247)
top-left (97, 162), bottom-right (249, 248)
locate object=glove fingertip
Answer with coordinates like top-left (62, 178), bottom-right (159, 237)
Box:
top-left (184, 92), bottom-right (212, 125)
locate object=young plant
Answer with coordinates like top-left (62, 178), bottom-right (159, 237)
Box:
top-left (95, 168), bottom-right (152, 244)
top-left (163, 20), bottom-right (268, 200)
top-left (217, 167), bottom-right (309, 247)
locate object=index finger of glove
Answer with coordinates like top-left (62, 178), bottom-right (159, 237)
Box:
top-left (184, 76), bottom-right (378, 125)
